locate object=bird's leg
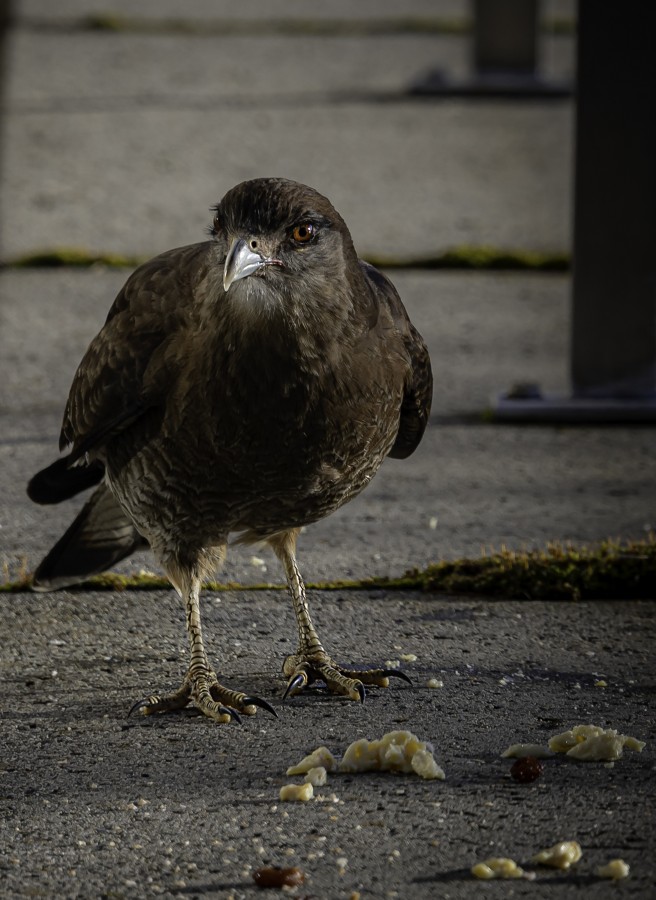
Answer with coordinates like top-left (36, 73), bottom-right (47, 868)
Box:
top-left (269, 530), bottom-right (411, 702)
top-left (130, 563), bottom-right (276, 723)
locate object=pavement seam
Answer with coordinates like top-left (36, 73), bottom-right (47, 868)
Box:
top-left (2, 246), bottom-right (571, 272)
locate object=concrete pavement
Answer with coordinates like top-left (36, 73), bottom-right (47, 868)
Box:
top-left (1, 2), bottom-right (655, 898)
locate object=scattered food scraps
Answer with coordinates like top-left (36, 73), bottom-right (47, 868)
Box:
top-left (304, 766), bottom-right (328, 787)
top-left (286, 746), bottom-right (337, 776)
top-left (285, 731), bottom-right (445, 794)
top-left (338, 731), bottom-right (445, 780)
top-left (532, 840), bottom-right (582, 870)
top-left (548, 725), bottom-right (646, 761)
top-left (471, 857), bottom-right (530, 880)
top-left (427, 678), bottom-right (444, 689)
top-left (279, 783), bottom-right (314, 802)
top-left (410, 748), bottom-right (445, 781)
top-left (596, 859), bottom-right (630, 880)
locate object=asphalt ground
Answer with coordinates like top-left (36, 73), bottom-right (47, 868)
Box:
top-left (1, 2), bottom-right (655, 898)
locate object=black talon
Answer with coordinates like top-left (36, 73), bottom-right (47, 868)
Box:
top-left (243, 695), bottom-right (278, 718)
top-left (381, 668), bottom-right (413, 685)
top-left (128, 698), bottom-right (148, 718)
top-left (225, 706), bottom-right (242, 724)
top-left (283, 673), bottom-right (306, 701)
top-left (356, 682), bottom-right (366, 704)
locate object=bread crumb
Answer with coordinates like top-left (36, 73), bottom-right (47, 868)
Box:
top-left (287, 746), bottom-right (337, 775)
top-left (471, 857), bottom-right (527, 880)
top-left (339, 730), bottom-right (445, 780)
top-left (548, 725), bottom-right (645, 760)
top-left (532, 840), bottom-right (582, 869)
top-left (279, 783), bottom-right (314, 802)
top-left (304, 766), bottom-right (328, 787)
top-left (596, 859), bottom-right (629, 880)
top-left (411, 748), bottom-right (446, 781)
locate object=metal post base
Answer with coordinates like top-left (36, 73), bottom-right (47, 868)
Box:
top-left (493, 389), bottom-right (656, 423)
top-left (409, 68), bottom-right (572, 99)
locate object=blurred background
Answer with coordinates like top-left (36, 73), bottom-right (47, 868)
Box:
top-left (1, 0), bottom-right (574, 260)
top-left (2, 0), bottom-right (654, 586)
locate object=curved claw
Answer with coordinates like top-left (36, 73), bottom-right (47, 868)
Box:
top-left (283, 672), bottom-right (307, 701)
top-left (381, 668), bottom-right (413, 685)
top-left (356, 682), bottom-right (366, 704)
top-left (224, 706), bottom-right (242, 724)
top-left (128, 698), bottom-right (147, 718)
top-left (243, 695), bottom-right (278, 718)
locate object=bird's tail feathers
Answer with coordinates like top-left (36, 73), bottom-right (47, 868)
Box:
top-left (27, 456), bottom-right (105, 504)
top-left (31, 484), bottom-right (148, 591)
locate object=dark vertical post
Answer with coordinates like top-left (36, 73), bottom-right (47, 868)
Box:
top-left (473, 0), bottom-right (538, 78)
top-left (571, 0), bottom-right (656, 398)
top-left (409, 0), bottom-right (569, 98)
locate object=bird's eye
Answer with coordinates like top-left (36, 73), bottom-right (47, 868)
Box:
top-left (291, 223), bottom-right (316, 244)
top-left (212, 212), bottom-right (221, 233)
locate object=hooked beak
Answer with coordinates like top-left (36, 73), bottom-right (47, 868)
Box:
top-left (223, 237), bottom-right (282, 292)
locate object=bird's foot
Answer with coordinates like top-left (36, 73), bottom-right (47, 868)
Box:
top-left (282, 651), bottom-right (411, 702)
top-left (129, 667), bottom-right (277, 724)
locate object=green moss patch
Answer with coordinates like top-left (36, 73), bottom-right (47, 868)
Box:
top-left (5, 248), bottom-right (146, 269)
top-left (83, 15), bottom-right (471, 37)
top-left (364, 247), bottom-right (570, 272)
top-left (396, 537), bottom-right (656, 600)
top-left (2, 537), bottom-right (654, 600)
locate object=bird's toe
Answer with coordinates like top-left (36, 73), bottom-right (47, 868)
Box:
top-left (127, 669), bottom-right (276, 724)
top-left (281, 653), bottom-right (411, 702)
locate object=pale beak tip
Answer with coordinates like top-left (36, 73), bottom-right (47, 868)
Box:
top-left (223, 237), bottom-right (267, 293)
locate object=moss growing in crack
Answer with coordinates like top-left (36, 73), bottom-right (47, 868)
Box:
top-left (83, 15), bottom-right (473, 37)
top-left (364, 246), bottom-right (570, 273)
top-left (2, 537), bottom-right (655, 599)
top-left (76, 14), bottom-right (574, 38)
top-left (5, 246), bottom-right (570, 273)
top-left (6, 248), bottom-right (146, 270)
top-left (398, 537), bottom-right (656, 600)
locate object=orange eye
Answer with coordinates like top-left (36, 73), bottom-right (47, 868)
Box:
top-left (292, 223), bottom-right (315, 243)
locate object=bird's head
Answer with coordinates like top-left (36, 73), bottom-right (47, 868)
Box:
top-left (210, 178), bottom-right (356, 299)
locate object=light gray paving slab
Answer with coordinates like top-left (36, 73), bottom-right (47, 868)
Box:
top-left (15, 0), bottom-right (576, 24)
top-left (1, 102), bottom-right (572, 259)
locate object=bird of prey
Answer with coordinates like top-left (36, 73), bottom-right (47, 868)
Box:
top-left (28, 177), bottom-right (432, 723)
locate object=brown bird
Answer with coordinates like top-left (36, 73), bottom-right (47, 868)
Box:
top-left (28, 177), bottom-right (432, 723)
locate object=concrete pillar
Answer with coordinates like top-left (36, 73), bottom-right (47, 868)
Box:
top-left (571, 0), bottom-right (656, 399)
